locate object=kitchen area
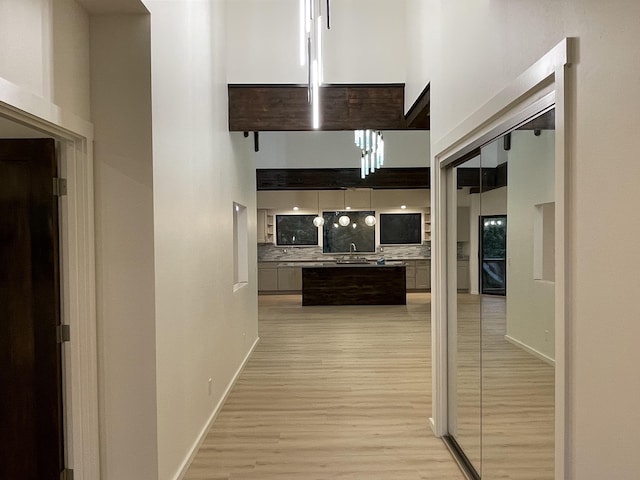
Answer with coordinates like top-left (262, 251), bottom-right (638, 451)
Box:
top-left (256, 187), bottom-right (471, 302)
top-left (253, 130), bottom-right (470, 304)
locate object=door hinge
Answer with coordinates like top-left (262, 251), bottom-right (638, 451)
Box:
top-left (53, 177), bottom-right (67, 196)
top-left (61, 468), bottom-right (74, 480)
top-left (57, 324), bottom-right (71, 343)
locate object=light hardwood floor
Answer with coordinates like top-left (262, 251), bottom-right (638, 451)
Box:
top-left (451, 294), bottom-right (555, 480)
top-left (184, 293), bottom-right (464, 480)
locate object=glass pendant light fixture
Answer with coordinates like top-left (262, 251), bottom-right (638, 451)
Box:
top-left (300, 0), bottom-right (330, 129)
top-left (354, 130), bottom-right (384, 178)
top-left (313, 191), bottom-right (324, 227)
top-left (364, 189), bottom-right (376, 226)
top-left (338, 214), bottom-right (351, 227)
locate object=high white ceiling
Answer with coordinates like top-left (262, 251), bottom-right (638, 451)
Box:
top-left (75, 0), bottom-right (148, 14)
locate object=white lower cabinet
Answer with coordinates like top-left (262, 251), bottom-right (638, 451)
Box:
top-left (258, 260), bottom-right (432, 293)
top-left (277, 266), bottom-right (302, 291)
top-left (457, 260), bottom-right (470, 291)
top-left (405, 261), bottom-right (416, 290)
top-left (405, 260), bottom-right (431, 290)
top-left (258, 266), bottom-right (278, 291)
top-left (415, 260), bottom-right (430, 289)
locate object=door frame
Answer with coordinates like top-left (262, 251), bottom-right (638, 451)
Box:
top-left (0, 77), bottom-right (99, 478)
top-left (430, 38), bottom-right (572, 479)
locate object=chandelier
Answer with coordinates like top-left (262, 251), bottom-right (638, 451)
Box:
top-left (354, 130), bottom-right (384, 179)
top-left (300, 0), bottom-right (330, 129)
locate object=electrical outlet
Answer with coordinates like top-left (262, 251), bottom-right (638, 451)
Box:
top-left (208, 378), bottom-right (213, 395)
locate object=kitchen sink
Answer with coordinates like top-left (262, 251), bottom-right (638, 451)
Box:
top-left (335, 257), bottom-right (370, 264)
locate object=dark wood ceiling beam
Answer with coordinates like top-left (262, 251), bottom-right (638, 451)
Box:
top-left (257, 167), bottom-right (430, 190)
top-left (257, 164), bottom-right (509, 191)
top-left (404, 83), bottom-right (430, 130)
top-left (229, 84), bottom-right (407, 131)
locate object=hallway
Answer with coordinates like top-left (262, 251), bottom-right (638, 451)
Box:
top-left (184, 293), bottom-right (463, 479)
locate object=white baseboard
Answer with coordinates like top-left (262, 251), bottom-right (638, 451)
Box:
top-left (504, 334), bottom-right (555, 366)
top-left (174, 336), bottom-right (260, 480)
top-left (429, 417), bottom-right (439, 436)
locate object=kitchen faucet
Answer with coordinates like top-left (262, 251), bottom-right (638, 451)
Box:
top-left (349, 243), bottom-right (357, 257)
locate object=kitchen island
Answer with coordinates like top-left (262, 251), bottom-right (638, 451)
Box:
top-left (301, 262), bottom-right (406, 306)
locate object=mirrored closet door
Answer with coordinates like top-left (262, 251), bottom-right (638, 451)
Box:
top-left (446, 108), bottom-right (556, 479)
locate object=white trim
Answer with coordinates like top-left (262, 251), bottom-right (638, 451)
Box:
top-left (174, 336), bottom-right (261, 480)
top-left (0, 76), bottom-right (98, 479)
top-left (553, 49), bottom-right (571, 480)
top-left (431, 38), bottom-right (573, 479)
top-left (504, 335), bottom-right (556, 367)
top-left (429, 142), bottom-right (449, 436)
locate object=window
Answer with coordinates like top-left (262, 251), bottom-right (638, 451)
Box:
top-left (379, 213), bottom-right (422, 244)
top-left (275, 215), bottom-right (318, 246)
top-left (322, 211), bottom-right (375, 253)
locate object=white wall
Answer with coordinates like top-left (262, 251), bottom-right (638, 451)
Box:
top-left (404, 0), bottom-right (436, 112)
top-left (144, 1), bottom-right (259, 479)
top-left (254, 130), bottom-right (430, 169)
top-left (321, 0), bottom-right (406, 84)
top-left (53, 0), bottom-right (91, 119)
top-left (0, 0), bottom-right (91, 120)
top-left (0, 0), bottom-right (52, 99)
top-left (506, 130), bottom-right (555, 361)
top-left (90, 13), bottom-right (158, 480)
top-left (226, 0), bottom-right (407, 84)
top-left (421, 1), bottom-right (640, 476)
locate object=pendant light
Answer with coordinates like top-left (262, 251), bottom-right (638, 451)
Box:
top-left (364, 189), bottom-right (376, 226)
top-left (313, 191), bottom-right (324, 226)
top-left (355, 130), bottom-right (384, 178)
top-left (300, 0), bottom-right (330, 129)
top-left (337, 189), bottom-right (350, 226)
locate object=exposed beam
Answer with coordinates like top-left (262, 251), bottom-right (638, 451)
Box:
top-left (404, 84), bottom-right (430, 130)
top-left (229, 84), bottom-right (407, 131)
top-left (256, 167), bottom-right (429, 190)
top-left (257, 164), bottom-right (511, 191)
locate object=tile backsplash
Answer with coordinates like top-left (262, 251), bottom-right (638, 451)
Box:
top-left (258, 242), bottom-right (431, 261)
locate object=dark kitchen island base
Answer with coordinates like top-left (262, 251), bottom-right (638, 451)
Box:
top-left (302, 264), bottom-right (406, 306)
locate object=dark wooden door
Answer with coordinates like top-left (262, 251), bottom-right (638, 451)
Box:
top-left (0, 139), bottom-right (64, 479)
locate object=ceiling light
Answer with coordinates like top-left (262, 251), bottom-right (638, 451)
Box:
top-left (355, 130), bottom-right (384, 178)
top-left (364, 215), bottom-right (376, 226)
top-left (293, 206), bottom-right (299, 211)
top-left (400, 205), bottom-right (407, 209)
top-left (338, 215), bottom-right (350, 227)
top-left (300, 0), bottom-right (330, 129)
top-left (313, 215), bottom-right (325, 227)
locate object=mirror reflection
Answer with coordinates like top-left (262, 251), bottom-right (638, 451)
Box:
top-left (448, 108), bottom-right (556, 479)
